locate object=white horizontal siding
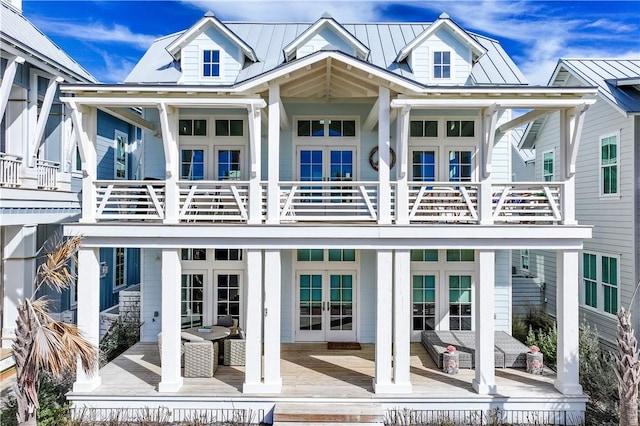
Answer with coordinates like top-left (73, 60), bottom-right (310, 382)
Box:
top-left (296, 27), bottom-right (356, 59)
top-left (180, 27), bottom-right (243, 85)
top-left (411, 27), bottom-right (472, 85)
top-left (360, 250), bottom-right (376, 343)
top-left (494, 250), bottom-right (511, 332)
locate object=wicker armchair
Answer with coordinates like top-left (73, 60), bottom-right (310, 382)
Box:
top-left (184, 340), bottom-right (218, 378)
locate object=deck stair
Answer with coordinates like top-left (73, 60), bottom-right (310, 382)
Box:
top-left (273, 403), bottom-right (384, 425)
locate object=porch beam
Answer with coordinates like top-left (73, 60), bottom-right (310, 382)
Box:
top-left (67, 101), bottom-right (97, 223)
top-left (392, 249), bottom-right (412, 393)
top-left (243, 249), bottom-right (264, 393)
top-left (567, 104), bottom-right (589, 178)
top-left (555, 249), bottom-right (582, 395)
top-left (373, 250), bottom-right (393, 392)
top-left (30, 75), bottom-right (63, 166)
top-left (496, 108), bottom-right (553, 134)
top-left (481, 104), bottom-right (498, 178)
top-left (262, 250), bottom-right (283, 392)
top-left (391, 98), bottom-right (596, 109)
top-left (363, 98), bottom-right (379, 132)
top-left (473, 249), bottom-right (497, 394)
top-left (59, 96), bottom-right (267, 109)
top-left (100, 106), bottom-right (156, 132)
top-left (0, 55), bottom-right (25, 124)
top-left (158, 249), bottom-right (183, 392)
top-left (73, 247), bottom-right (101, 392)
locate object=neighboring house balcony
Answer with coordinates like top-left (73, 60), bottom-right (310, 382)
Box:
top-left (0, 151), bottom-right (70, 191)
top-left (87, 178), bottom-right (567, 226)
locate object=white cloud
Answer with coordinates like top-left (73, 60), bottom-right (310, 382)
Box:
top-left (31, 18), bottom-right (159, 50)
top-left (93, 48), bottom-right (138, 83)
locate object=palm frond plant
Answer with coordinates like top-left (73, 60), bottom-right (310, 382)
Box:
top-left (11, 235), bottom-right (98, 425)
top-left (615, 282), bottom-right (640, 426)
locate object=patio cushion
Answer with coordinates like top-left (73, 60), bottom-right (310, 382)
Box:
top-left (216, 315), bottom-right (234, 327)
top-left (181, 331), bottom-right (204, 342)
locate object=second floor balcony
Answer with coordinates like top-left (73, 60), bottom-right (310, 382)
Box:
top-left (87, 179), bottom-right (566, 226)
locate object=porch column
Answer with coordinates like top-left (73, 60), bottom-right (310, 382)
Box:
top-left (68, 103), bottom-right (97, 224)
top-left (262, 249), bottom-right (282, 392)
top-left (248, 105), bottom-right (262, 224)
top-left (395, 106), bottom-right (410, 224)
top-left (473, 249), bottom-right (497, 394)
top-left (157, 103), bottom-right (179, 224)
top-left (1, 225), bottom-right (37, 349)
top-left (377, 86), bottom-right (392, 225)
top-left (266, 85), bottom-right (281, 224)
top-left (73, 247), bottom-right (101, 392)
top-left (392, 249), bottom-right (412, 393)
top-left (373, 249), bottom-right (393, 392)
top-left (559, 108), bottom-right (578, 225)
top-left (243, 249), bottom-right (264, 392)
top-left (158, 248), bottom-right (183, 392)
top-left (555, 249), bottom-right (582, 394)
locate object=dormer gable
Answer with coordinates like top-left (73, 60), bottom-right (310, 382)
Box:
top-left (165, 11), bottom-right (257, 84)
top-left (283, 13), bottom-right (369, 62)
top-left (396, 13), bottom-right (487, 85)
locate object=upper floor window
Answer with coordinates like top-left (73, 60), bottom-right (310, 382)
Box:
top-left (215, 119), bottom-right (243, 137)
top-left (114, 130), bottom-right (128, 179)
top-left (182, 248), bottom-right (207, 261)
top-left (411, 249), bottom-right (439, 262)
top-left (297, 119), bottom-right (356, 137)
top-left (448, 150), bottom-right (472, 181)
top-left (446, 249), bottom-right (475, 262)
top-left (433, 51), bottom-right (451, 79)
top-left (179, 119), bottom-right (207, 136)
top-left (410, 120), bottom-right (438, 137)
top-left (412, 150), bottom-right (436, 182)
top-left (114, 247), bottom-right (126, 291)
top-left (217, 149), bottom-right (241, 180)
top-left (520, 249), bottom-right (530, 271)
top-left (203, 49), bottom-right (220, 77)
top-left (542, 150), bottom-right (554, 181)
top-left (214, 249), bottom-right (243, 261)
top-left (181, 149), bottom-right (205, 180)
top-left (446, 120), bottom-right (474, 137)
top-left (600, 133), bottom-right (618, 195)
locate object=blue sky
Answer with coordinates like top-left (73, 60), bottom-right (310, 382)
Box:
top-left (23, 0), bottom-right (640, 85)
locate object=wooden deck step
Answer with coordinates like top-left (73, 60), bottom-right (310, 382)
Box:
top-left (273, 403), bottom-right (384, 425)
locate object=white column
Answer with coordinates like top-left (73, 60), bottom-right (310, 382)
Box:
top-left (69, 104), bottom-right (97, 224)
top-left (73, 247), bottom-right (101, 392)
top-left (158, 249), bottom-right (183, 392)
top-left (1, 225), bottom-right (37, 349)
top-left (0, 56), bottom-right (25, 122)
top-left (559, 109), bottom-right (577, 225)
top-left (395, 106), bottom-right (410, 225)
top-left (262, 249), bottom-right (282, 392)
top-left (248, 105), bottom-right (262, 225)
top-left (377, 86), bottom-right (392, 224)
top-left (267, 85), bottom-right (281, 224)
top-left (555, 249), bottom-right (583, 394)
top-left (392, 249), bottom-right (412, 393)
top-left (157, 103), bottom-right (179, 224)
top-left (243, 249), bottom-right (264, 392)
top-left (473, 249), bottom-right (497, 394)
top-left (373, 249), bottom-right (393, 392)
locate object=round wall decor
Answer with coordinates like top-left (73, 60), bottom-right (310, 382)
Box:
top-left (368, 146), bottom-right (397, 171)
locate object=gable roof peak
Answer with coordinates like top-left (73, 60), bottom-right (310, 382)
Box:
top-left (439, 12), bottom-right (450, 19)
top-left (204, 11), bottom-right (214, 17)
top-left (321, 12), bottom-right (333, 19)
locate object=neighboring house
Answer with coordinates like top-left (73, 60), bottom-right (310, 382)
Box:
top-left (520, 59), bottom-right (640, 349)
top-left (61, 11), bottom-right (596, 422)
top-left (0, 0), bottom-right (140, 349)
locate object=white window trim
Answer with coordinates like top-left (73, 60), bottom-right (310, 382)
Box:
top-left (114, 130), bottom-right (128, 180)
top-left (599, 131), bottom-right (620, 198)
top-left (432, 49), bottom-right (454, 82)
top-left (113, 247), bottom-right (127, 292)
top-left (409, 147), bottom-right (439, 182)
top-left (542, 149), bottom-right (554, 182)
top-left (179, 145), bottom-right (208, 180)
top-left (200, 47), bottom-right (223, 80)
top-left (579, 251), bottom-right (620, 318)
top-left (520, 249), bottom-right (530, 274)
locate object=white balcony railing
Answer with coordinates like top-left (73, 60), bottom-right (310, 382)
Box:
top-left (492, 182), bottom-right (563, 223)
top-left (408, 182), bottom-right (479, 224)
top-left (87, 179), bottom-right (570, 225)
top-left (95, 180), bottom-right (165, 220)
top-left (36, 159), bottom-right (59, 189)
top-left (0, 153), bottom-right (22, 186)
top-left (279, 181), bottom-right (379, 222)
top-left (178, 181), bottom-right (249, 222)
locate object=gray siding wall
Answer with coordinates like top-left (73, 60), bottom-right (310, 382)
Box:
top-left (534, 75), bottom-right (636, 345)
top-left (360, 250), bottom-right (376, 343)
top-left (494, 249), bottom-right (511, 332)
top-left (281, 250), bottom-right (293, 342)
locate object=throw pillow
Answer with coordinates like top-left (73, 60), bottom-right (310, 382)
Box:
top-left (217, 315), bottom-right (234, 327)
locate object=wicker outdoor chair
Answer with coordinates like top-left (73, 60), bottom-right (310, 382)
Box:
top-left (184, 340), bottom-right (218, 378)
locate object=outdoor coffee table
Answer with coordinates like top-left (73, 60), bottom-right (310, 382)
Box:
top-left (185, 325), bottom-right (230, 341)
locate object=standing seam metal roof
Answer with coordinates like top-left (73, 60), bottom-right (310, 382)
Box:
top-left (125, 21), bottom-right (527, 86)
top-left (0, 1), bottom-right (96, 82)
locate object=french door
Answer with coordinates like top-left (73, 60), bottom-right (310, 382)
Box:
top-left (295, 271), bottom-right (357, 342)
top-left (298, 147), bottom-right (355, 182)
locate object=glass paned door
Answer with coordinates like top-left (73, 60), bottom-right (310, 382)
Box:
top-left (214, 272), bottom-right (242, 325)
top-left (296, 271), bottom-right (357, 342)
top-left (181, 272), bottom-right (205, 328)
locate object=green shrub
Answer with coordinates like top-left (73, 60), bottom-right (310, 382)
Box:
top-left (100, 318), bottom-right (142, 366)
top-left (526, 323), bottom-right (557, 370)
